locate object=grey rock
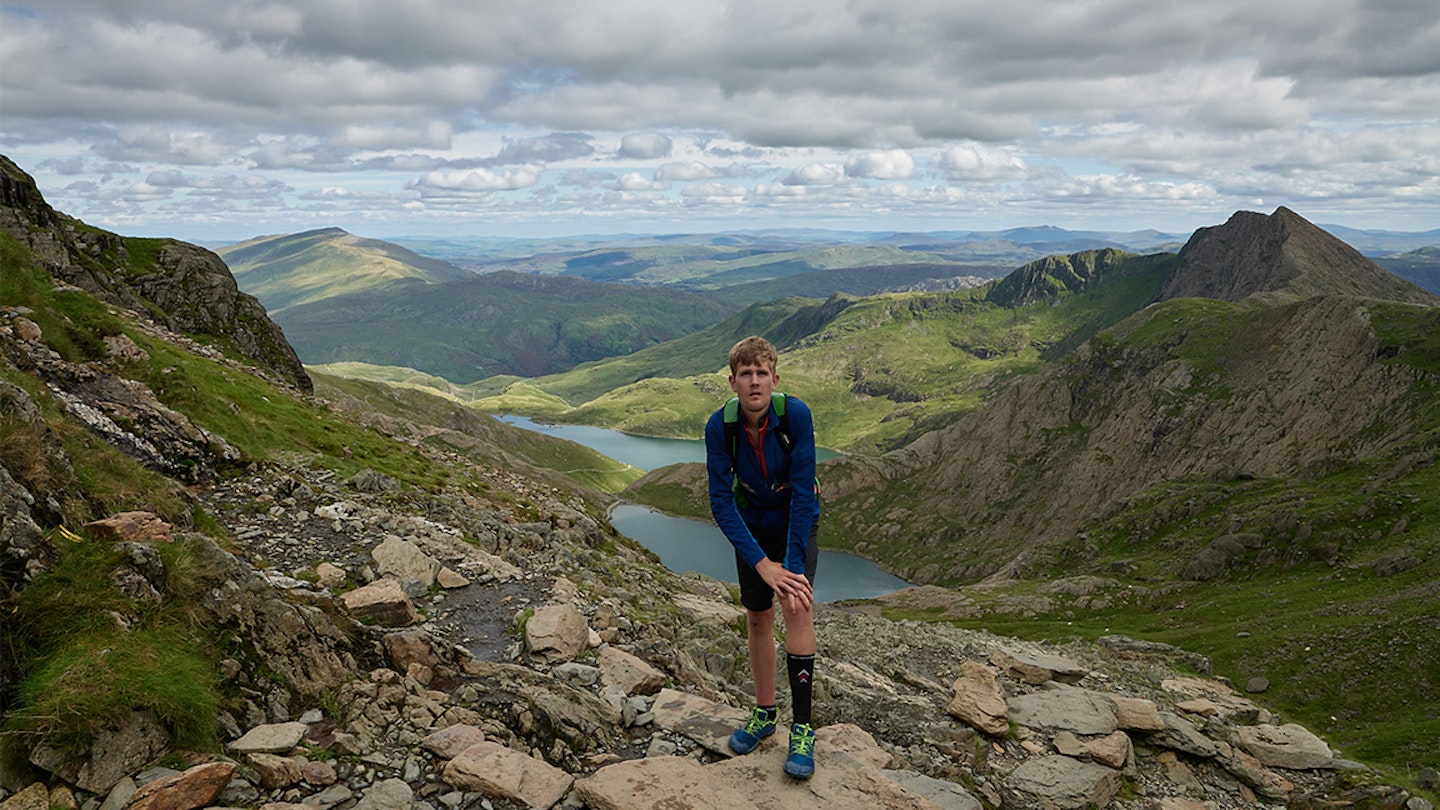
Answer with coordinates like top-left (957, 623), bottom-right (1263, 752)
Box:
top-left (1008, 755), bottom-right (1121, 810)
top-left (887, 770), bottom-right (984, 810)
top-left (229, 721), bottom-right (308, 755)
top-left (28, 710), bottom-right (168, 794)
top-left (372, 535), bottom-right (439, 596)
top-left (1007, 687), bottom-right (1118, 735)
top-left (597, 645), bottom-right (666, 696)
top-left (352, 778), bottom-right (413, 810)
top-left (1147, 711), bottom-right (1222, 758)
top-left (524, 604), bottom-right (589, 663)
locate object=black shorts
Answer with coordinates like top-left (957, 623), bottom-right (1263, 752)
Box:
top-left (736, 520), bottom-right (819, 612)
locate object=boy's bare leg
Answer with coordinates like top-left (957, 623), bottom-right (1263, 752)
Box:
top-left (747, 605), bottom-right (778, 706)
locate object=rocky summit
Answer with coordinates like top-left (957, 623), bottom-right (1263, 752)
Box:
top-left (1, 154), bottom-right (1436, 810)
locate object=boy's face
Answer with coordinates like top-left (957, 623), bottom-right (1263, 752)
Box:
top-left (729, 361), bottom-right (778, 420)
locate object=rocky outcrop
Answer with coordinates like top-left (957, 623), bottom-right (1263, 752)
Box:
top-left (0, 155), bottom-right (310, 393)
top-left (0, 314), bottom-right (242, 482)
top-left (987, 247), bottom-right (1145, 308)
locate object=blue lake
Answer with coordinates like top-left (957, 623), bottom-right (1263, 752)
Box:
top-left (608, 504), bottom-right (911, 603)
top-left (497, 415), bottom-right (909, 601)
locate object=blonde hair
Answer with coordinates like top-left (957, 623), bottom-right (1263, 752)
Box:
top-left (728, 336), bottom-right (778, 374)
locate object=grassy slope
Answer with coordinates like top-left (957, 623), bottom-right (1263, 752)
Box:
top-left (220, 229), bottom-right (471, 312)
top-left (309, 371), bottom-right (641, 496)
top-left (272, 271), bottom-right (732, 383)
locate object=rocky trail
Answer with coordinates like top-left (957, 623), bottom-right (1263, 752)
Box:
top-left (6, 451), bottom-right (1434, 810)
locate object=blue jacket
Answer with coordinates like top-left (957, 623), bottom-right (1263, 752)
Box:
top-left (705, 395), bottom-right (820, 574)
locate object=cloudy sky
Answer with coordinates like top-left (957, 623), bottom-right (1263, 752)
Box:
top-left (2, 0), bottom-right (1437, 243)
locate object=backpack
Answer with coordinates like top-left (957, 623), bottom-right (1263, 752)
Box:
top-left (721, 392), bottom-right (810, 508)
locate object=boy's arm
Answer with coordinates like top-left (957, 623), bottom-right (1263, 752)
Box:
top-left (784, 400), bottom-right (819, 574)
top-left (705, 411), bottom-right (767, 569)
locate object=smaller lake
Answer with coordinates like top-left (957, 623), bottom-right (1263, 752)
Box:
top-left (610, 505), bottom-right (911, 603)
top-left (500, 414), bottom-right (910, 602)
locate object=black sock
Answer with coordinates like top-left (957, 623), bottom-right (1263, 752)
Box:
top-left (787, 653), bottom-right (814, 726)
top-left (759, 704), bottom-right (777, 721)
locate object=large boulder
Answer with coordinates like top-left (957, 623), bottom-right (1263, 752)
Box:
top-left (946, 661), bottom-right (1009, 735)
top-left (1009, 755), bottom-right (1121, 810)
top-left (443, 742), bottom-right (573, 809)
top-left (1236, 723), bottom-right (1334, 770)
top-left (525, 604), bottom-right (589, 663)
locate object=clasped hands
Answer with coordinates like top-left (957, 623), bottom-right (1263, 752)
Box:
top-left (756, 557), bottom-right (813, 611)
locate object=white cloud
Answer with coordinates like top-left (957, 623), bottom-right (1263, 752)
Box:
top-left (2, 0), bottom-right (1437, 236)
top-left (933, 144), bottom-right (1027, 181)
top-left (654, 162), bottom-right (720, 182)
top-left (617, 132), bottom-right (674, 159)
top-left (610, 172), bottom-right (668, 192)
top-left (410, 165), bottom-right (545, 196)
top-left (845, 150), bottom-right (915, 180)
top-left (782, 163), bottom-right (845, 186)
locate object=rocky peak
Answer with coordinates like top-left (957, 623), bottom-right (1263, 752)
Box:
top-left (0, 155), bottom-right (311, 393)
top-left (1163, 206), bottom-right (1438, 305)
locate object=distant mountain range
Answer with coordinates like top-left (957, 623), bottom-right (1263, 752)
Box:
top-left (220, 217), bottom-right (1440, 395)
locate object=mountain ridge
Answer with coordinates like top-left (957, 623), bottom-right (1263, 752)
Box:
top-left (1163, 206), bottom-right (1436, 305)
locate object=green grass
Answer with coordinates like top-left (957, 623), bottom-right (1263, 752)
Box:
top-left (5, 532), bottom-right (220, 757)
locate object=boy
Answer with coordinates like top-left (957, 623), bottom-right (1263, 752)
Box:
top-left (705, 336), bottom-right (821, 779)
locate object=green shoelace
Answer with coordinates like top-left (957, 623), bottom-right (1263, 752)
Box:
top-left (744, 709), bottom-right (776, 735)
top-left (789, 724), bottom-right (815, 755)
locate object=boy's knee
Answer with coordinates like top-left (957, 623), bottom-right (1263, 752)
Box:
top-left (781, 604), bottom-right (813, 624)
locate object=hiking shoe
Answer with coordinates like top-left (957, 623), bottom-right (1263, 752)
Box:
top-left (784, 723), bottom-right (816, 779)
top-left (728, 707), bottom-right (777, 754)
